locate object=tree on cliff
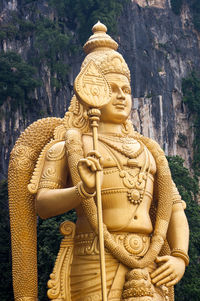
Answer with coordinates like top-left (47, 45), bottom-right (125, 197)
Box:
top-left (167, 156), bottom-right (200, 301)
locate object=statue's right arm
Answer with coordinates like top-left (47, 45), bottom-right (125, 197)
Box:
top-left (36, 141), bottom-right (102, 219)
top-left (36, 141), bottom-right (82, 219)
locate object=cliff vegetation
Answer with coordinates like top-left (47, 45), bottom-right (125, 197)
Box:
top-left (171, 0), bottom-right (200, 31)
top-left (182, 72), bottom-right (200, 176)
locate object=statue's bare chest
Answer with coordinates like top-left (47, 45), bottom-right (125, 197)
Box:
top-left (82, 134), bottom-right (156, 206)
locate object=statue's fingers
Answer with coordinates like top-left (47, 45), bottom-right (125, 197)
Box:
top-left (156, 273), bottom-right (177, 287)
top-left (155, 256), bottom-right (170, 263)
top-left (77, 159), bottom-right (87, 172)
top-left (166, 277), bottom-right (178, 287)
top-left (151, 267), bottom-right (172, 284)
top-left (87, 150), bottom-right (101, 159)
top-left (78, 158), bottom-right (85, 164)
top-left (151, 262), bottom-right (169, 278)
top-left (87, 156), bottom-right (102, 170)
top-left (85, 159), bottom-right (97, 171)
top-left (78, 158), bottom-right (96, 171)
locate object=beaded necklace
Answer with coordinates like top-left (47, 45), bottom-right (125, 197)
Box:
top-left (85, 133), bottom-right (144, 159)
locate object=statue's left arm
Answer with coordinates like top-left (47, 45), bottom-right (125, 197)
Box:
top-left (151, 184), bottom-right (189, 287)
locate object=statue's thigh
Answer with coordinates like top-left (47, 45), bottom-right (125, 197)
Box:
top-left (70, 253), bottom-right (123, 301)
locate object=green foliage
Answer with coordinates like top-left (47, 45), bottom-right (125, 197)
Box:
top-left (0, 52), bottom-right (40, 111)
top-left (33, 18), bottom-right (72, 83)
top-left (73, 0), bottom-right (125, 44)
top-left (177, 133), bottom-right (187, 148)
top-left (0, 180), bottom-right (14, 301)
top-left (182, 71), bottom-right (200, 175)
top-left (0, 13), bottom-right (74, 87)
top-left (0, 24), bottom-right (18, 40)
top-left (167, 156), bottom-right (200, 300)
top-left (182, 71), bottom-right (200, 114)
top-left (171, 0), bottom-right (183, 15)
top-left (167, 156), bottom-right (198, 198)
top-left (50, 0), bottom-right (129, 44)
top-left (191, 0), bottom-right (200, 31)
top-left (17, 19), bottom-right (36, 40)
top-left (171, 0), bottom-right (200, 31)
top-left (0, 12), bottom-right (36, 41)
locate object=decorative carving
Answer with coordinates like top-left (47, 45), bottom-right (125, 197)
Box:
top-left (82, 22), bottom-right (130, 81)
top-left (47, 221), bottom-right (76, 301)
top-left (28, 140), bottom-right (60, 194)
top-left (124, 234), bottom-right (150, 256)
top-left (63, 95), bottom-right (90, 134)
top-left (83, 21), bottom-right (118, 54)
top-left (74, 60), bottom-right (111, 108)
top-left (74, 232), bottom-right (150, 257)
top-left (46, 144), bottom-right (66, 161)
top-left (122, 268), bottom-right (154, 299)
top-left (16, 297), bottom-right (38, 301)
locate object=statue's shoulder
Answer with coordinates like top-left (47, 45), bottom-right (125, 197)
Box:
top-left (25, 118), bottom-right (67, 194)
top-left (135, 132), bottom-right (164, 154)
top-left (45, 140), bottom-right (66, 161)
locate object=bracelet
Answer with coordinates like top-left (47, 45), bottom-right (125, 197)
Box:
top-left (75, 182), bottom-right (96, 199)
top-left (171, 248), bottom-right (189, 266)
top-left (172, 200), bottom-right (183, 205)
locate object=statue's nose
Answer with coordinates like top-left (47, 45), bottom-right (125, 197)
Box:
top-left (117, 88), bottom-right (125, 99)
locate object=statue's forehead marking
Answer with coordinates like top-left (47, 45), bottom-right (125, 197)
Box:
top-left (106, 73), bottom-right (130, 85)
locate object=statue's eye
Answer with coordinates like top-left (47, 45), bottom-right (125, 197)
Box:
top-left (123, 87), bottom-right (131, 94)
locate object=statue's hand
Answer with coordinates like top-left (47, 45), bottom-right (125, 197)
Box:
top-left (77, 150), bottom-right (103, 194)
top-left (150, 255), bottom-right (185, 287)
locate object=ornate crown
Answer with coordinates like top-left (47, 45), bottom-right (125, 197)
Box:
top-left (81, 21), bottom-right (131, 81)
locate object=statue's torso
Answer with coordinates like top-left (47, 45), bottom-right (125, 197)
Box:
top-left (76, 134), bottom-right (156, 234)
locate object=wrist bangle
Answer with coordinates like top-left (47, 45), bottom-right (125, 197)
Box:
top-left (171, 248), bottom-right (189, 266)
top-left (80, 182), bottom-right (96, 198)
top-left (75, 182), bottom-right (96, 199)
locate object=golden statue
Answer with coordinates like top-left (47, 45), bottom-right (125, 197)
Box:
top-left (8, 22), bottom-right (189, 301)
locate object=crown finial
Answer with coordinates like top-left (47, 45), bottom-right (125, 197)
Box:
top-left (83, 21), bottom-right (118, 54)
top-left (92, 21), bottom-right (107, 34)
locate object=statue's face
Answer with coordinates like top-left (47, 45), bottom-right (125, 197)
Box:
top-left (100, 73), bottom-right (132, 124)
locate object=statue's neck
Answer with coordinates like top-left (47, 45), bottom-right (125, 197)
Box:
top-left (98, 122), bottom-right (123, 134)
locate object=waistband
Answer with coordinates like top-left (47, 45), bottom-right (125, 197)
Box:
top-left (74, 232), bottom-right (150, 257)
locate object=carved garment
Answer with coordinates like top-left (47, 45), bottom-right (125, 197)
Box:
top-left (70, 234), bottom-right (169, 301)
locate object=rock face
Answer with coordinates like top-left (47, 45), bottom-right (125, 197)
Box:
top-left (119, 0), bottom-right (200, 168)
top-left (0, 0), bottom-right (200, 179)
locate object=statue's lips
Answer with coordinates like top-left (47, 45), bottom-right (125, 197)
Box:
top-left (115, 104), bottom-right (126, 109)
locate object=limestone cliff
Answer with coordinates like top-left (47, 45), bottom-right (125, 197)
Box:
top-left (0, 0), bottom-right (199, 179)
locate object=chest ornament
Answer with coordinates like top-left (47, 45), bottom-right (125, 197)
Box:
top-left (97, 134), bottom-right (151, 206)
top-left (98, 134), bottom-right (144, 159)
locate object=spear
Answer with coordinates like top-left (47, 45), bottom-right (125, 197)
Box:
top-left (74, 60), bottom-right (112, 301)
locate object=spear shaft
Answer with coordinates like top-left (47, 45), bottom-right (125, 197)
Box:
top-left (89, 109), bottom-right (107, 301)
top-left (74, 59), bottom-right (111, 301)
